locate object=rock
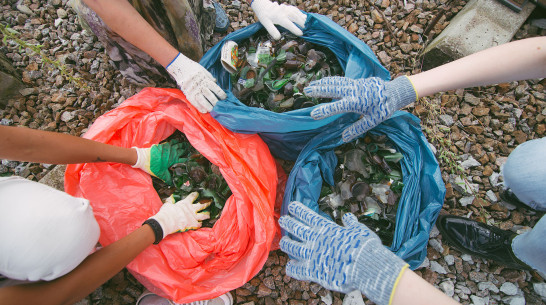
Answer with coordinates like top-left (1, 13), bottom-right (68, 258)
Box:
top-left (348, 23), bottom-right (358, 34)
top-left (440, 255), bottom-right (454, 268)
top-left (57, 8), bottom-right (68, 19)
top-left (460, 157), bottom-right (481, 169)
top-left (472, 107), bottom-right (490, 116)
top-left (470, 295), bottom-right (488, 305)
top-left (464, 93), bottom-right (481, 105)
top-left (17, 4), bottom-right (33, 15)
top-left (512, 130), bottom-right (528, 144)
top-left (377, 51), bottom-right (391, 65)
top-left (485, 190), bottom-right (498, 202)
top-left (428, 239), bottom-right (444, 253)
top-left (440, 281), bottom-right (455, 297)
top-left (459, 196), bottom-right (475, 207)
top-left (439, 114), bottom-right (454, 126)
top-left (489, 172), bottom-right (501, 187)
top-left (461, 254), bottom-right (474, 263)
top-left (503, 296), bottom-right (525, 305)
top-left (430, 261), bottom-right (447, 274)
top-left (478, 282), bottom-right (499, 293)
top-left (534, 282), bottom-right (546, 299)
top-left (500, 282), bottom-right (518, 296)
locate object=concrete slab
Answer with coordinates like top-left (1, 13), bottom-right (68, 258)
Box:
top-left (38, 164), bottom-right (66, 191)
top-left (422, 0), bottom-right (535, 70)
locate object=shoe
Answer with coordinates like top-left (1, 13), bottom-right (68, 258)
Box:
top-left (213, 1), bottom-right (229, 33)
top-left (499, 188), bottom-right (538, 211)
top-left (436, 215), bottom-right (532, 270)
top-left (136, 290), bottom-right (233, 305)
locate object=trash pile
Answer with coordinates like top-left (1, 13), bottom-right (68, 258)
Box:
top-left (153, 132), bottom-right (231, 227)
top-left (228, 31), bottom-right (344, 112)
top-left (318, 135), bottom-right (404, 246)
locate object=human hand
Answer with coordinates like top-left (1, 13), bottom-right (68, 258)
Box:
top-left (146, 192), bottom-right (210, 243)
top-left (304, 76), bottom-right (417, 142)
top-left (279, 201), bottom-right (408, 305)
top-left (166, 53), bottom-right (227, 113)
top-left (133, 140), bottom-right (187, 186)
top-left (250, 0), bottom-right (307, 40)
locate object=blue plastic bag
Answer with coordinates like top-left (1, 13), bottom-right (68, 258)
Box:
top-left (201, 12), bottom-right (445, 268)
top-left (201, 13), bottom-right (390, 160)
top-left (280, 112), bottom-right (446, 269)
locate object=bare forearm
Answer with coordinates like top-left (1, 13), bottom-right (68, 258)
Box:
top-left (409, 37), bottom-right (546, 98)
top-left (390, 269), bottom-right (460, 305)
top-left (0, 126), bottom-right (137, 165)
top-left (82, 0), bottom-right (178, 66)
top-left (0, 225), bottom-right (155, 305)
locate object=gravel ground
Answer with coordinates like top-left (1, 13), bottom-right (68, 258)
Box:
top-left (1, 0), bottom-right (545, 304)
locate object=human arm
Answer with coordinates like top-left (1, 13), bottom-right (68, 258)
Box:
top-left (305, 36), bottom-right (546, 142)
top-left (279, 201), bottom-right (459, 305)
top-left (80, 0), bottom-right (226, 112)
top-left (0, 192), bottom-right (209, 305)
top-left (0, 125), bottom-right (186, 185)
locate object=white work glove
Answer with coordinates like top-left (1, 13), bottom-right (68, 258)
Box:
top-left (166, 53), bottom-right (227, 113)
top-left (143, 192), bottom-right (210, 244)
top-left (251, 0), bottom-right (307, 40)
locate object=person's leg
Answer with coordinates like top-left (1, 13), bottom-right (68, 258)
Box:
top-left (512, 215), bottom-right (546, 275)
top-left (502, 137), bottom-right (546, 211)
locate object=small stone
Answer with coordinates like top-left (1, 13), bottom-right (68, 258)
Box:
top-left (486, 190), bottom-right (498, 202)
top-left (461, 254), bottom-right (474, 263)
top-left (459, 196), bottom-right (475, 207)
top-left (464, 93), bottom-right (481, 105)
top-left (19, 88), bottom-right (39, 96)
top-left (348, 23), bottom-right (358, 34)
top-left (17, 4), bottom-right (33, 15)
top-left (500, 282), bottom-right (518, 295)
top-left (428, 239), bottom-right (444, 253)
top-left (470, 295), bottom-right (488, 305)
top-left (533, 282), bottom-right (546, 299)
top-left (504, 296), bottom-right (525, 305)
top-left (440, 281), bottom-right (455, 297)
top-left (439, 114), bottom-right (454, 126)
top-left (444, 255), bottom-right (455, 266)
top-left (489, 173), bottom-right (501, 187)
top-left (460, 157), bottom-right (480, 169)
top-left (429, 261), bottom-right (447, 274)
top-left (377, 51), bottom-right (391, 65)
top-left (57, 8), bottom-right (68, 19)
top-left (478, 282), bottom-right (499, 293)
top-left (61, 111), bottom-right (75, 122)
top-left (472, 107), bottom-right (490, 116)
top-left (512, 130), bottom-right (528, 144)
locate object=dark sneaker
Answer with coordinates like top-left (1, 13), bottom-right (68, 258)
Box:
top-left (214, 1), bottom-right (229, 33)
top-left (499, 188), bottom-right (538, 211)
top-left (436, 215), bottom-right (532, 270)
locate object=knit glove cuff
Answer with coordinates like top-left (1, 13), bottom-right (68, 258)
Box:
top-left (384, 75), bottom-right (418, 113)
top-left (353, 240), bottom-right (409, 305)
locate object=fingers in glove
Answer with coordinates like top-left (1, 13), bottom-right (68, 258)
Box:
top-left (196, 211), bottom-right (211, 221)
top-left (341, 117), bottom-right (375, 143)
top-left (285, 259), bottom-right (313, 281)
top-left (282, 5), bottom-right (307, 28)
top-left (208, 82), bottom-right (228, 100)
top-left (182, 192), bottom-right (199, 204)
top-left (202, 87), bottom-right (220, 107)
top-left (306, 76), bottom-right (355, 89)
top-left (164, 195), bottom-right (176, 205)
top-left (310, 97), bottom-right (358, 120)
top-left (192, 200), bottom-right (212, 213)
top-left (279, 215), bottom-right (315, 242)
top-left (279, 236), bottom-right (311, 260)
top-left (261, 18), bottom-right (282, 40)
top-left (191, 94), bottom-right (214, 113)
top-left (276, 17), bottom-right (303, 37)
top-left (287, 201), bottom-right (335, 230)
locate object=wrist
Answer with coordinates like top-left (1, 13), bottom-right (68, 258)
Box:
top-left (385, 75), bottom-right (418, 112)
top-left (352, 241), bottom-right (409, 305)
top-left (142, 219), bottom-right (164, 244)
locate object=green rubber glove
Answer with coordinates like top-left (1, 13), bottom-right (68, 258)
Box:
top-left (132, 140), bottom-right (188, 185)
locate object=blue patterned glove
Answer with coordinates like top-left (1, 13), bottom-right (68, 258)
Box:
top-left (304, 76), bottom-right (417, 142)
top-left (279, 201), bottom-right (408, 305)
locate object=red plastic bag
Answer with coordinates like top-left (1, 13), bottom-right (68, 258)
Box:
top-left (65, 88), bottom-right (283, 303)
